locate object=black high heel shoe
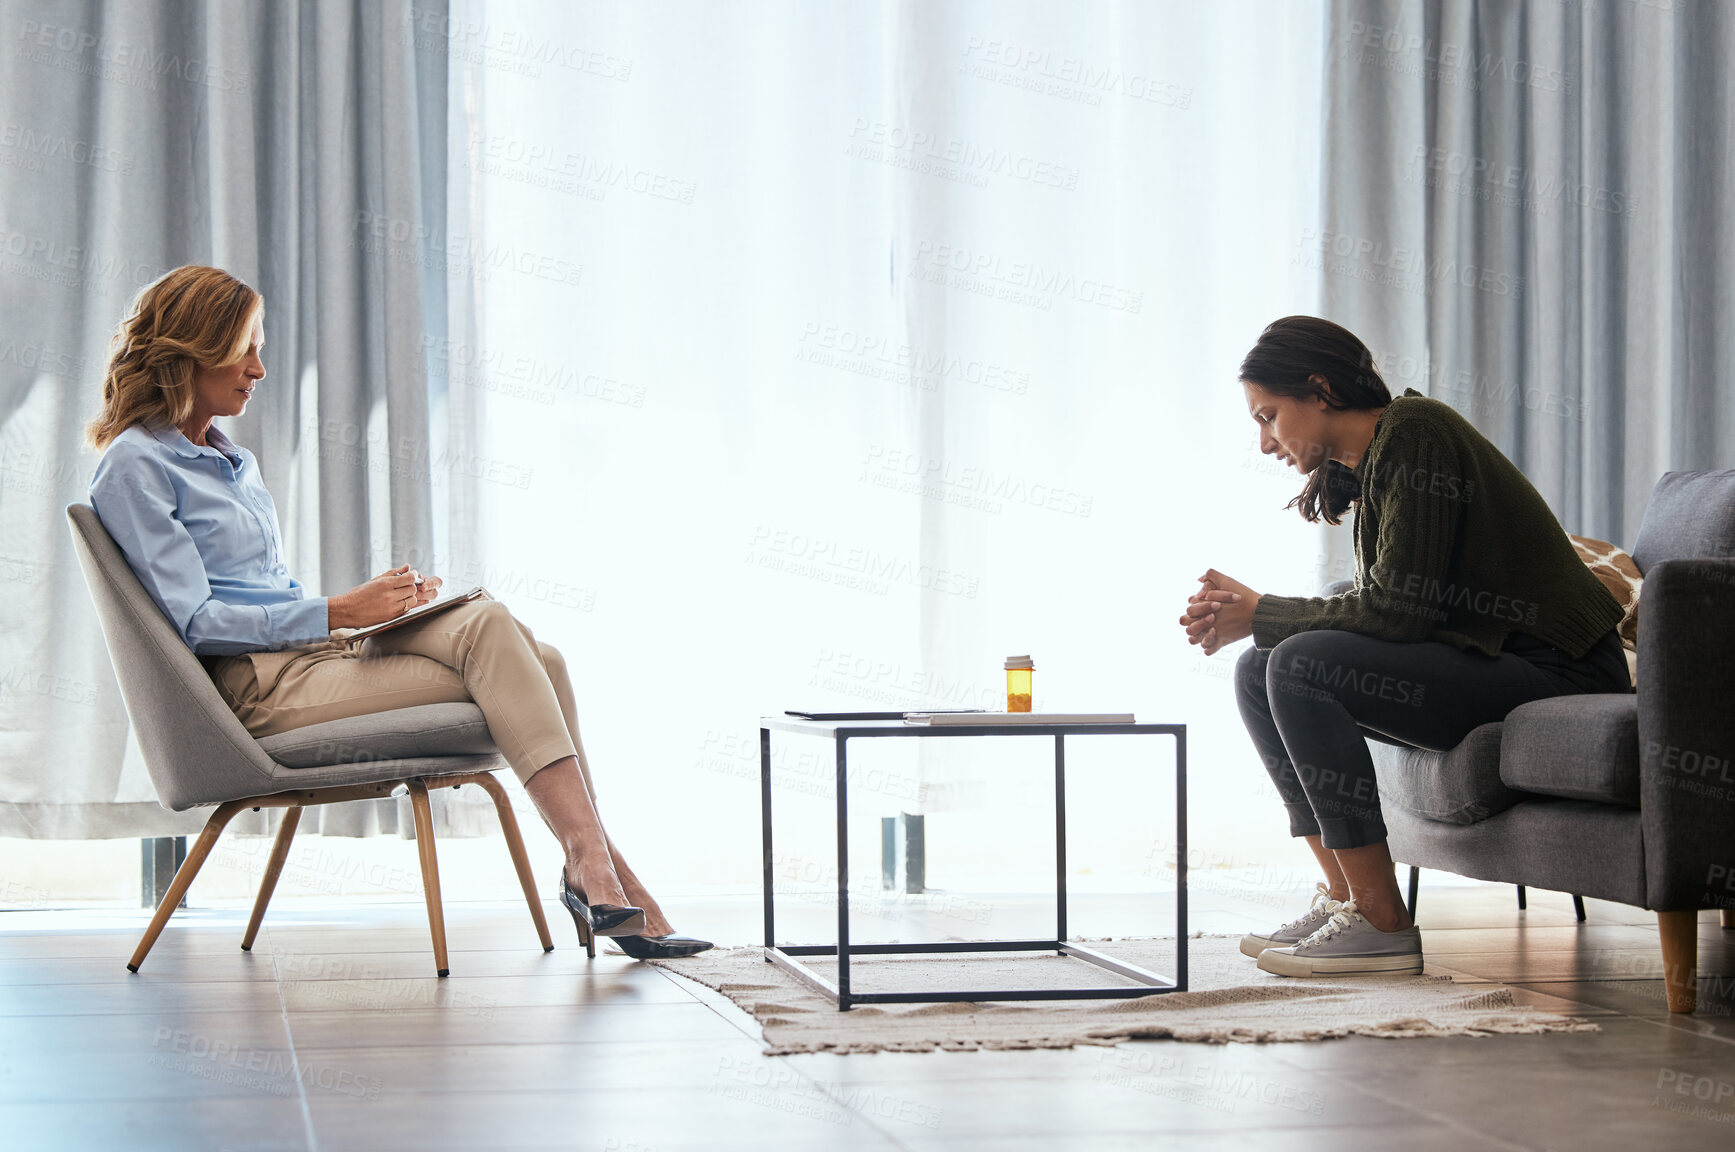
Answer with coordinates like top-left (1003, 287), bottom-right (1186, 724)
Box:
top-left (612, 933), bottom-right (715, 960)
top-left (558, 872), bottom-right (646, 960)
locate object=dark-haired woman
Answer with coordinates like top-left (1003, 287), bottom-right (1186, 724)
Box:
top-left (1180, 316), bottom-right (1628, 977)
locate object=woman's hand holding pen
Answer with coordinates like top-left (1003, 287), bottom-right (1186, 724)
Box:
top-left (400, 565), bottom-right (443, 608)
top-left (328, 564), bottom-right (443, 628)
top-left (1179, 568), bottom-right (1259, 656)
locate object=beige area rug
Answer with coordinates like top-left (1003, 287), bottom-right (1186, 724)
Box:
top-left (650, 936), bottom-right (1599, 1055)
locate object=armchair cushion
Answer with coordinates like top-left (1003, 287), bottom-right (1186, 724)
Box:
top-left (1499, 694), bottom-right (1640, 807)
top-left (256, 703), bottom-right (497, 769)
top-left (1367, 721), bottom-right (1524, 824)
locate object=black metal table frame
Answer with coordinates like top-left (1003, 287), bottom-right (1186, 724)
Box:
top-left (759, 717), bottom-right (1187, 1011)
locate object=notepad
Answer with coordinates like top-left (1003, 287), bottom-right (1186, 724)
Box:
top-left (339, 586), bottom-right (491, 646)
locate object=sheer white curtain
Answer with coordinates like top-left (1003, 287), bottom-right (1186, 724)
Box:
top-left (459, 0), bottom-right (1327, 896)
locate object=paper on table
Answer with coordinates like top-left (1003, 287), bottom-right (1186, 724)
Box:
top-left (903, 711), bottom-right (1136, 725)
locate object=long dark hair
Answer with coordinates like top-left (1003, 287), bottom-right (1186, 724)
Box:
top-left (1238, 316), bottom-right (1392, 525)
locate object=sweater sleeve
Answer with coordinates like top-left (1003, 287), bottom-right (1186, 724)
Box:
top-left (1251, 425), bottom-right (1463, 649)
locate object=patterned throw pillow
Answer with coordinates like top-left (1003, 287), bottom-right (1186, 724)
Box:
top-left (1570, 534), bottom-right (1642, 687)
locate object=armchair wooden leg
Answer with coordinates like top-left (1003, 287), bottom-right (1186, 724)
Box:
top-left (1657, 910), bottom-right (1698, 1014)
top-left (241, 807), bottom-right (303, 952)
top-left (471, 773), bottom-right (554, 952)
top-left (407, 780), bottom-right (450, 977)
top-left (128, 800), bottom-right (247, 972)
top-left (1723, 909), bottom-right (1733, 929)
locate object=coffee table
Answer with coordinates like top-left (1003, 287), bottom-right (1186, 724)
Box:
top-left (760, 715), bottom-right (1187, 1010)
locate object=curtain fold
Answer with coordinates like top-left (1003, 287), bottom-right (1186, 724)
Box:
top-left (0, 0), bottom-right (486, 839)
top-left (20, 0), bottom-right (1718, 882)
top-left (1320, 0), bottom-right (1735, 541)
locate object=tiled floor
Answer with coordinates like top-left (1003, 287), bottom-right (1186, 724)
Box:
top-left (2, 882), bottom-right (1733, 1150)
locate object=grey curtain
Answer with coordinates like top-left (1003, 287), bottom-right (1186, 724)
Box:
top-left (1320, 0), bottom-right (1735, 542)
top-left (0, 0), bottom-right (492, 838)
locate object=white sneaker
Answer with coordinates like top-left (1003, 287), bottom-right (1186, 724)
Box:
top-left (1238, 883), bottom-right (1343, 958)
top-left (1256, 901), bottom-right (1424, 977)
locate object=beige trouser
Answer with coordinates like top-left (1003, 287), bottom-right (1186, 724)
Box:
top-left (209, 598), bottom-right (585, 787)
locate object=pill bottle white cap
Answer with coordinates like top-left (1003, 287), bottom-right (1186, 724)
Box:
top-left (1004, 655), bottom-right (1034, 670)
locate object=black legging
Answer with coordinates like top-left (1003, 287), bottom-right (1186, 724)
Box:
top-left (1233, 627), bottom-right (1630, 849)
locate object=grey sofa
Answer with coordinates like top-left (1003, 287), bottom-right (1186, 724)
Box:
top-left (1348, 470), bottom-right (1735, 1013)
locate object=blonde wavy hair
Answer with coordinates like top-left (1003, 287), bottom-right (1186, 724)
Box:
top-left (86, 265), bottom-right (264, 450)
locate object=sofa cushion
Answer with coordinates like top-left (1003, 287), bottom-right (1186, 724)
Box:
top-left (256, 703), bottom-right (497, 769)
top-left (1631, 469), bottom-right (1735, 574)
top-left (1499, 694), bottom-right (1639, 807)
top-left (1367, 722), bottom-right (1524, 824)
top-left (1570, 534), bottom-right (1643, 686)
top-left (1571, 534), bottom-right (1643, 647)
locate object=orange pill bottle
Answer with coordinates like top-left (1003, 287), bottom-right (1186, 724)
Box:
top-left (1004, 655), bottom-right (1034, 712)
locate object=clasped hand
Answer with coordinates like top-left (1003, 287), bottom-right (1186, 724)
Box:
top-left (1179, 568), bottom-right (1259, 656)
top-left (328, 564), bottom-right (444, 630)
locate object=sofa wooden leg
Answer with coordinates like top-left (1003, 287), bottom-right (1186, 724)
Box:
top-left (407, 780), bottom-right (450, 977)
top-left (241, 806), bottom-right (302, 952)
top-left (1657, 910), bottom-right (1698, 1013)
top-left (1723, 909), bottom-right (1734, 930)
top-left (128, 800), bottom-right (247, 972)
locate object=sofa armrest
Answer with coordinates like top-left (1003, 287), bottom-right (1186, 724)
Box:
top-left (1638, 558), bottom-right (1735, 909)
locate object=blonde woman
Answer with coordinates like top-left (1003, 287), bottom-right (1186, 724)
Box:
top-left (87, 265), bottom-right (710, 960)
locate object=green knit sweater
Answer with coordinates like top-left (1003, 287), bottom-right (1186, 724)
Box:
top-left (1250, 388), bottom-right (1623, 659)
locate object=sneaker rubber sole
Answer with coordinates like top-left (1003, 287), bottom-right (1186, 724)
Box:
top-left (1256, 949), bottom-right (1424, 977)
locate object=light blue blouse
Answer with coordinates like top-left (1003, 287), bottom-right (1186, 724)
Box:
top-left (89, 422), bottom-right (330, 655)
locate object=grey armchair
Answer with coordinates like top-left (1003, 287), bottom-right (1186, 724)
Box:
top-left (66, 504), bottom-right (570, 976)
top-left (1348, 470), bottom-right (1735, 1013)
